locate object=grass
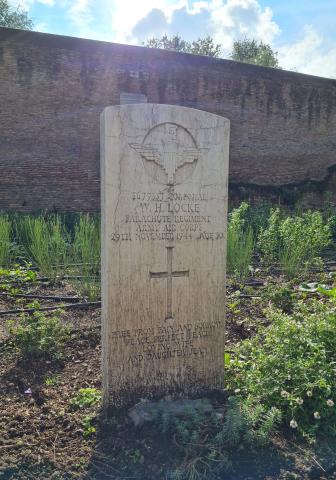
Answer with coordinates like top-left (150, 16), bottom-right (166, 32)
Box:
top-left (227, 226), bottom-right (255, 279)
top-left (72, 214), bottom-right (100, 300)
top-left (227, 203), bottom-right (255, 279)
top-left (0, 214), bottom-right (13, 267)
top-left (17, 214), bottom-right (69, 281)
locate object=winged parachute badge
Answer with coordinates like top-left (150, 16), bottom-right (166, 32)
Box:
top-left (129, 123), bottom-right (201, 186)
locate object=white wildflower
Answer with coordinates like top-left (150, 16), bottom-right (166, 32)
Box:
top-left (306, 390), bottom-right (313, 397)
top-left (296, 398), bottom-right (303, 405)
top-left (281, 390), bottom-right (289, 398)
top-left (314, 411), bottom-right (321, 419)
top-left (290, 419), bottom-right (298, 429)
top-left (327, 399), bottom-right (334, 407)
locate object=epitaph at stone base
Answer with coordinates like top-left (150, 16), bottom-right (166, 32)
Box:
top-left (101, 104), bottom-right (229, 408)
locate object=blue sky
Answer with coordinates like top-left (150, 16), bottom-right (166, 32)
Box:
top-left (10, 0), bottom-right (336, 78)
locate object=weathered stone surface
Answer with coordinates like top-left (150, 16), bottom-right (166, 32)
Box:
top-left (101, 103), bottom-right (229, 408)
top-left (128, 398), bottom-right (214, 427)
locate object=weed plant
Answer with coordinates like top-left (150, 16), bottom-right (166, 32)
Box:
top-left (18, 214), bottom-right (69, 281)
top-left (155, 397), bottom-right (280, 479)
top-left (7, 307), bottom-right (69, 359)
top-left (70, 387), bottom-right (101, 409)
top-left (258, 209), bottom-right (331, 277)
top-left (257, 208), bottom-right (282, 262)
top-left (280, 211), bottom-right (331, 277)
top-left (262, 283), bottom-right (295, 313)
top-left (227, 202), bottom-right (255, 279)
top-left (72, 214), bottom-right (100, 300)
top-left (227, 296), bottom-right (336, 439)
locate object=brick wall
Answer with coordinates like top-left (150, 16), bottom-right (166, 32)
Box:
top-left (0, 27), bottom-right (335, 212)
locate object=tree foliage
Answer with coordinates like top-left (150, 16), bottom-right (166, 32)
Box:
top-left (0, 0), bottom-right (33, 30)
top-left (145, 34), bottom-right (280, 68)
top-left (145, 34), bottom-right (221, 58)
top-left (230, 38), bottom-right (280, 68)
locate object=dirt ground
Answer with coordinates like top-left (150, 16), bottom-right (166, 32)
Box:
top-left (1, 272), bottom-right (336, 479)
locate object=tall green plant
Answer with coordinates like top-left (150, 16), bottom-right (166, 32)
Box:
top-left (227, 203), bottom-right (255, 278)
top-left (73, 214), bottom-right (100, 299)
top-left (257, 208), bottom-right (282, 262)
top-left (258, 210), bottom-right (331, 277)
top-left (279, 211), bottom-right (331, 277)
top-left (0, 214), bottom-right (12, 267)
top-left (19, 215), bottom-right (69, 281)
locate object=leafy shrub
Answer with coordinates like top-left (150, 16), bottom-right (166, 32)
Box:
top-left (227, 297), bottom-right (336, 438)
top-left (7, 308), bottom-right (69, 359)
top-left (219, 397), bottom-right (281, 447)
top-left (227, 203), bottom-right (255, 278)
top-left (244, 203), bottom-right (273, 237)
top-left (70, 388), bottom-right (101, 409)
top-left (279, 211), bottom-right (331, 276)
top-left (258, 210), bottom-right (331, 276)
top-left (262, 283), bottom-right (295, 313)
top-left (258, 208), bottom-right (282, 262)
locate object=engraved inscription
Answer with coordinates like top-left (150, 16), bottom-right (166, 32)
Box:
top-left (110, 320), bottom-right (223, 366)
top-left (110, 189), bottom-right (225, 242)
top-left (130, 123), bottom-right (202, 186)
top-left (150, 246), bottom-right (189, 320)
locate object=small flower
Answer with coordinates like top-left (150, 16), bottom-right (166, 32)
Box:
top-left (290, 419), bottom-right (298, 429)
top-left (327, 399), bottom-right (334, 407)
top-left (314, 411), bottom-right (321, 419)
top-left (234, 389), bottom-right (241, 394)
top-left (306, 390), bottom-right (313, 397)
top-left (281, 390), bottom-right (289, 398)
top-left (296, 398), bottom-right (304, 405)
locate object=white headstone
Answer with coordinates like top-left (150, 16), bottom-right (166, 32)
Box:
top-left (101, 104), bottom-right (229, 408)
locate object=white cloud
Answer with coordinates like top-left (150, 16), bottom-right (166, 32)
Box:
top-left (68, 0), bottom-right (93, 30)
top-left (278, 26), bottom-right (336, 79)
top-left (210, 0), bottom-right (280, 50)
top-left (123, 0), bottom-right (280, 52)
top-left (9, 0), bottom-right (55, 9)
top-left (109, 0), bottom-right (176, 44)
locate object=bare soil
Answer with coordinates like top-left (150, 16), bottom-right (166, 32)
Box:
top-left (1, 274), bottom-right (336, 479)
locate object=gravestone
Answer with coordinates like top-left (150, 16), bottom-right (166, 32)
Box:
top-left (101, 104), bottom-right (229, 408)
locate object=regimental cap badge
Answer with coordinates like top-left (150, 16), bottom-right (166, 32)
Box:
top-left (130, 122), bottom-right (205, 186)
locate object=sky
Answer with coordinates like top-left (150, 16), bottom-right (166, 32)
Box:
top-left (9, 0), bottom-right (336, 78)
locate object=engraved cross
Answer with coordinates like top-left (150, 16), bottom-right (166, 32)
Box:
top-left (150, 246), bottom-right (189, 320)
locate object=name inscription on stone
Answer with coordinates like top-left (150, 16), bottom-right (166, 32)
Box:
top-left (110, 190), bottom-right (225, 242)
